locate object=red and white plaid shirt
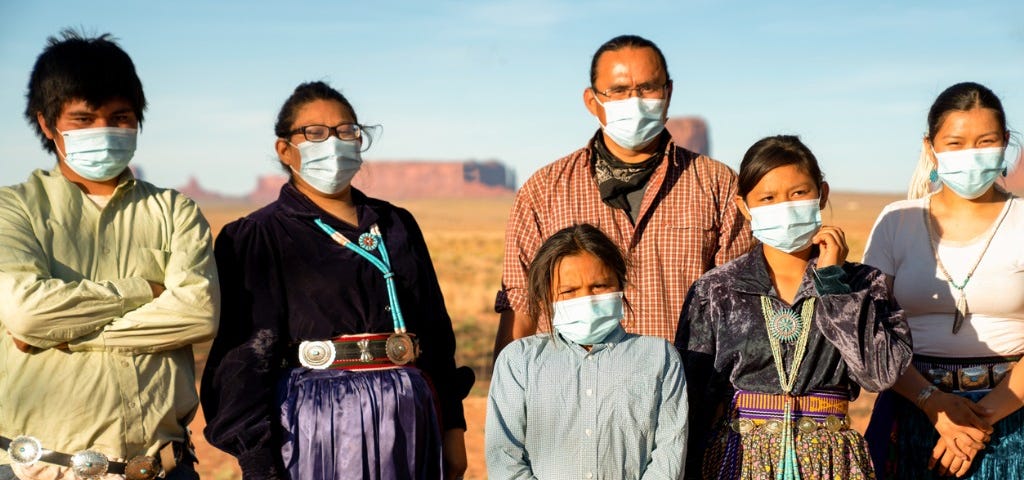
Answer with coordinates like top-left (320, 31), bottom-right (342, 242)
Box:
top-left (496, 137), bottom-right (754, 341)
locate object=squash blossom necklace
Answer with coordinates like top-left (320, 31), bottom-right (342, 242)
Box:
top-left (760, 295), bottom-right (816, 480)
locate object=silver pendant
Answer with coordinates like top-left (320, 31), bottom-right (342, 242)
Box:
top-left (952, 292), bottom-right (968, 334)
top-left (298, 340), bottom-right (336, 369)
top-left (7, 435), bottom-right (43, 465)
top-left (70, 450), bottom-right (110, 478)
top-left (386, 333), bottom-right (417, 365)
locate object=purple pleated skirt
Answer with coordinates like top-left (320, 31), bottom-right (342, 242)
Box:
top-left (278, 366), bottom-right (443, 480)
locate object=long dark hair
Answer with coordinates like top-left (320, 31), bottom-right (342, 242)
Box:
top-left (526, 224), bottom-right (629, 332)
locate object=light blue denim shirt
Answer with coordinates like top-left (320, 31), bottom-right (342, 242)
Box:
top-left (486, 326), bottom-right (688, 480)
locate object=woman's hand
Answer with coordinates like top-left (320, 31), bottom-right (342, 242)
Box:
top-left (930, 436), bottom-right (976, 477)
top-left (812, 226), bottom-right (848, 268)
top-left (923, 391), bottom-right (993, 459)
top-left (443, 428), bottom-right (467, 480)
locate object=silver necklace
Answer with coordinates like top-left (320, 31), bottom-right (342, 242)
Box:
top-left (923, 195), bottom-right (1011, 334)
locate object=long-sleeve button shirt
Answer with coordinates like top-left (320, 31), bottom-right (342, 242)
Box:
top-left (487, 327), bottom-right (688, 480)
top-left (201, 184), bottom-right (465, 477)
top-left (496, 132), bottom-right (753, 341)
top-left (0, 168), bottom-right (219, 467)
top-left (675, 246), bottom-right (912, 477)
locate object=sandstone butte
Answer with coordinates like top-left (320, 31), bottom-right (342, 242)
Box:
top-left (176, 117), bottom-right (711, 204)
top-left (174, 116), bottom-right (1023, 204)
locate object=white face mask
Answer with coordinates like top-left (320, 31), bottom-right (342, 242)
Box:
top-left (932, 146), bottom-right (1006, 199)
top-left (747, 198), bottom-right (822, 253)
top-left (57, 127), bottom-right (137, 181)
top-left (551, 291), bottom-right (624, 345)
top-left (594, 96), bottom-right (666, 151)
top-left (290, 137), bottom-right (362, 195)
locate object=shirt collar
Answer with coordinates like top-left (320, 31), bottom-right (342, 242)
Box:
top-left (276, 182), bottom-right (381, 230)
top-left (728, 245), bottom-right (821, 303)
top-left (556, 324), bottom-right (628, 355)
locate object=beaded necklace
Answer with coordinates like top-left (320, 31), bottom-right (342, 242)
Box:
top-left (923, 196), bottom-right (1011, 334)
top-left (759, 295), bottom-right (816, 480)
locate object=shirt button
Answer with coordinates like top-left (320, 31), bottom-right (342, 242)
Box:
top-left (102, 247), bottom-right (111, 254)
top-left (128, 402), bottom-right (136, 408)
top-left (384, 305), bottom-right (391, 312)
top-left (121, 360), bottom-right (130, 367)
top-left (586, 472), bottom-right (593, 479)
top-left (585, 428), bottom-right (592, 436)
top-left (586, 388), bottom-right (593, 397)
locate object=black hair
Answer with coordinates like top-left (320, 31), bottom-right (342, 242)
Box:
top-left (274, 81), bottom-right (356, 139)
top-left (737, 135), bottom-right (824, 199)
top-left (589, 35), bottom-right (671, 86)
top-left (927, 82), bottom-right (1006, 142)
top-left (526, 224), bottom-right (629, 332)
top-left (25, 28), bottom-right (146, 154)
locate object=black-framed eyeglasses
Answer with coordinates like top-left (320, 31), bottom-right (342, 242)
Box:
top-left (592, 83), bottom-right (668, 101)
top-left (287, 123), bottom-right (366, 143)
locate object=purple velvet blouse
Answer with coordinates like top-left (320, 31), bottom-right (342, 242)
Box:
top-left (675, 246), bottom-right (913, 474)
top-left (200, 183), bottom-right (465, 475)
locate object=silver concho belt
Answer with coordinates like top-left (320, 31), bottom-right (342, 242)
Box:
top-left (298, 333), bottom-right (419, 370)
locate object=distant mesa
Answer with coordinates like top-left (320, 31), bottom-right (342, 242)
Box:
top-left (178, 117), bottom-right (711, 205)
top-left (179, 160), bottom-right (517, 206)
top-left (999, 150), bottom-right (1024, 196)
top-left (665, 116), bottom-right (709, 155)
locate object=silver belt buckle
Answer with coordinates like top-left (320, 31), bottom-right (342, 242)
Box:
top-left (926, 367), bottom-right (955, 391)
top-left (959, 366), bottom-right (990, 391)
top-left (70, 449), bottom-right (110, 479)
top-left (7, 435), bottom-right (43, 465)
top-left (991, 362), bottom-right (1015, 385)
top-left (298, 340), bottom-right (336, 369)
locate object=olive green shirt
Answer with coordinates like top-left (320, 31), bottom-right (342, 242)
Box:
top-left (0, 167), bottom-right (219, 465)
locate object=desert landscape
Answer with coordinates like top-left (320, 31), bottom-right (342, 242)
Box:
top-left (189, 189), bottom-right (902, 479)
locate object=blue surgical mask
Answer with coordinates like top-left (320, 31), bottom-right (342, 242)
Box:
top-left (747, 198), bottom-right (822, 253)
top-left (58, 127), bottom-right (137, 182)
top-left (933, 146), bottom-right (1006, 199)
top-left (595, 96), bottom-right (666, 150)
top-left (551, 292), bottom-right (623, 345)
top-left (291, 137), bottom-right (362, 195)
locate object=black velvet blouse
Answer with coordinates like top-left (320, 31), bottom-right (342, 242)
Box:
top-left (675, 246), bottom-right (913, 472)
top-left (200, 184), bottom-right (465, 476)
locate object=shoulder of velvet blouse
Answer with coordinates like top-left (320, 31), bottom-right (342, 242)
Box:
top-left (838, 261), bottom-right (887, 293)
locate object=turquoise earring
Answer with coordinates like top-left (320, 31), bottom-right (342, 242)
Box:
top-left (929, 169), bottom-right (939, 182)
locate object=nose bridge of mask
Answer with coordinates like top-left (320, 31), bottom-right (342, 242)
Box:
top-left (61, 127), bottom-right (138, 153)
top-left (552, 291), bottom-right (624, 324)
top-left (747, 198), bottom-right (821, 226)
top-left (934, 146), bottom-right (1006, 173)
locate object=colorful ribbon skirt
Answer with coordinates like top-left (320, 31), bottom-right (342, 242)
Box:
top-left (703, 389), bottom-right (874, 480)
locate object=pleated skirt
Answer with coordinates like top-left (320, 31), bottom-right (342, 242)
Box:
top-left (278, 366), bottom-right (443, 480)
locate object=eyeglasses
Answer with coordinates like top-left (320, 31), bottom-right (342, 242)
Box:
top-left (287, 123), bottom-right (382, 151)
top-left (287, 123), bottom-right (366, 143)
top-left (592, 83), bottom-right (668, 101)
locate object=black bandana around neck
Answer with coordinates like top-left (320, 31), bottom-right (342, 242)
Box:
top-left (591, 130), bottom-right (668, 212)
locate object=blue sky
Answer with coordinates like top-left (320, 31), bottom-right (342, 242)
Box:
top-left (1, 1), bottom-right (1022, 195)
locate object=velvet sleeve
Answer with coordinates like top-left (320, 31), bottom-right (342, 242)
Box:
top-left (399, 209), bottom-right (469, 431)
top-left (812, 263), bottom-right (913, 393)
top-left (200, 219), bottom-right (289, 479)
top-left (675, 281), bottom-right (719, 479)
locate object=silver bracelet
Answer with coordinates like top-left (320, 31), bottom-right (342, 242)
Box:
top-left (915, 385), bottom-right (939, 410)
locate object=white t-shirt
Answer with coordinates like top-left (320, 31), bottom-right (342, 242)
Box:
top-left (863, 194), bottom-right (1024, 357)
